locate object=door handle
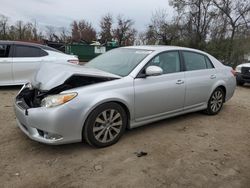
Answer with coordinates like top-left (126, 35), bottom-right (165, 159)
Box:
top-left (176, 80), bottom-right (184, 85)
top-left (210, 74), bottom-right (216, 79)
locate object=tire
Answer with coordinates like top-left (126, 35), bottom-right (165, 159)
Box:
top-left (83, 102), bottom-right (127, 147)
top-left (205, 87), bottom-right (225, 115)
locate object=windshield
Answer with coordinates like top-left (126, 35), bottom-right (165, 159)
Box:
top-left (85, 48), bottom-right (152, 76)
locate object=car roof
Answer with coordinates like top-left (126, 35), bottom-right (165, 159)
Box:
top-left (0, 40), bottom-right (60, 52)
top-left (123, 45), bottom-right (209, 55)
top-left (0, 40), bottom-right (42, 46)
top-left (0, 40), bottom-right (62, 53)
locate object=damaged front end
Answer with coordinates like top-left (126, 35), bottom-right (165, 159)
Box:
top-left (16, 75), bottom-right (118, 109)
top-left (14, 63), bottom-right (122, 144)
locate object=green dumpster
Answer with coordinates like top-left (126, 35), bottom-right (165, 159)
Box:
top-left (65, 44), bottom-right (117, 62)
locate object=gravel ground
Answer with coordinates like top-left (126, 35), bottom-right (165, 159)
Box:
top-left (0, 85), bottom-right (250, 188)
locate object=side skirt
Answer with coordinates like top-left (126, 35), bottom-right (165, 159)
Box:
top-left (129, 104), bottom-right (207, 129)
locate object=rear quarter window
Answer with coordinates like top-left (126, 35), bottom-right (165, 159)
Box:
top-left (205, 56), bottom-right (214, 69)
top-left (40, 49), bottom-right (48, 56)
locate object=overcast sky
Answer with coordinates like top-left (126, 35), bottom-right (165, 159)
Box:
top-left (0, 0), bottom-right (173, 32)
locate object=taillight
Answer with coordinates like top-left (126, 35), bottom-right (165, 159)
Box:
top-left (231, 69), bottom-right (236, 77)
top-left (68, 59), bottom-right (79, 65)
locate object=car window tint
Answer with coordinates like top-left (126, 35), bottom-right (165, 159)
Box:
top-left (183, 51), bottom-right (207, 71)
top-left (148, 51), bottom-right (181, 74)
top-left (14, 45), bottom-right (43, 57)
top-left (205, 56), bottom-right (214, 69)
top-left (0, 44), bottom-right (10, 58)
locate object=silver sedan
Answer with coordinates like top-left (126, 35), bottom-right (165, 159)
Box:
top-left (14, 46), bottom-right (236, 147)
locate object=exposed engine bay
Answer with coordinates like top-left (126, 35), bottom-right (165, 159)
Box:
top-left (16, 75), bottom-right (118, 108)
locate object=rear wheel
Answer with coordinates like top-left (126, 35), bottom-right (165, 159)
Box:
top-left (206, 88), bottom-right (225, 115)
top-left (83, 102), bottom-right (127, 147)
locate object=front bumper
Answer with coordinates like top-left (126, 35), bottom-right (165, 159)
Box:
top-left (14, 91), bottom-right (83, 145)
top-left (236, 73), bottom-right (250, 83)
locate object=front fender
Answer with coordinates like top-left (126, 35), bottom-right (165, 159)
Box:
top-left (77, 90), bottom-right (134, 133)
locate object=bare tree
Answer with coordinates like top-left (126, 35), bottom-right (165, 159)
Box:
top-left (99, 13), bottom-right (113, 44)
top-left (71, 21), bottom-right (81, 42)
top-left (145, 9), bottom-right (180, 45)
top-left (213, 0), bottom-right (250, 65)
top-left (32, 20), bottom-right (38, 41)
top-left (59, 27), bottom-right (70, 43)
top-left (0, 15), bottom-right (43, 41)
top-left (71, 20), bottom-right (96, 43)
top-left (169, 0), bottom-right (216, 49)
top-left (113, 15), bottom-right (137, 46)
top-left (137, 32), bottom-right (148, 45)
top-left (46, 25), bottom-right (56, 41)
top-left (145, 25), bottom-right (156, 45)
top-left (0, 14), bottom-right (9, 39)
top-left (15, 21), bottom-right (26, 40)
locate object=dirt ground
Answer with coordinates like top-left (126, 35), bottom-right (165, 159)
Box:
top-left (0, 85), bottom-right (250, 188)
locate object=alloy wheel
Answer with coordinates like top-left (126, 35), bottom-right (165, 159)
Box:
top-left (210, 90), bottom-right (223, 113)
top-left (93, 109), bottom-right (123, 143)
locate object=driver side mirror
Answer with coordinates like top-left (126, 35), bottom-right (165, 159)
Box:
top-left (145, 66), bottom-right (163, 77)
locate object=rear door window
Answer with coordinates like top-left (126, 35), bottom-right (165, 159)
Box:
top-left (14, 45), bottom-right (47, 57)
top-left (182, 51), bottom-right (210, 71)
top-left (0, 44), bottom-right (11, 58)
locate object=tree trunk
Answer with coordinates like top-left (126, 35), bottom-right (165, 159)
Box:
top-left (228, 27), bottom-right (235, 66)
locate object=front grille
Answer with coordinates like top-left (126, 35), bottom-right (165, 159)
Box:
top-left (16, 98), bottom-right (30, 110)
top-left (242, 67), bottom-right (250, 76)
top-left (16, 88), bottom-right (44, 108)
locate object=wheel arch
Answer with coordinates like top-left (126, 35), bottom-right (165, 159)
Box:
top-left (81, 99), bottom-right (132, 138)
top-left (217, 85), bottom-right (226, 102)
top-left (113, 101), bottom-right (131, 129)
top-left (210, 80), bottom-right (227, 102)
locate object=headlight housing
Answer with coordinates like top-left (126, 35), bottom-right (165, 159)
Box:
top-left (41, 92), bottom-right (77, 108)
top-left (235, 66), bottom-right (241, 73)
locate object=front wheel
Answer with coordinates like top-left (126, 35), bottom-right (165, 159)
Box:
top-left (83, 102), bottom-right (127, 147)
top-left (205, 88), bottom-right (225, 115)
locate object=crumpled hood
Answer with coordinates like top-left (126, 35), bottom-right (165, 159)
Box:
top-left (32, 63), bottom-right (121, 90)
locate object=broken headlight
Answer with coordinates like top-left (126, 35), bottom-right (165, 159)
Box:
top-left (41, 92), bottom-right (77, 108)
